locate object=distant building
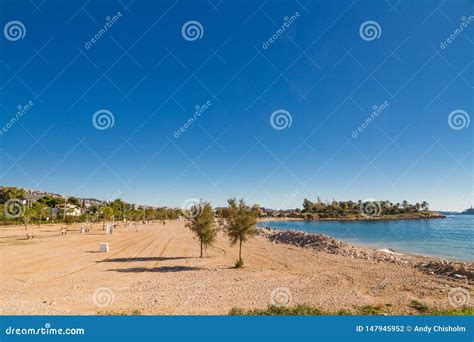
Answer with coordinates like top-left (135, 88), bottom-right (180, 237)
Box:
top-left (65, 204), bottom-right (82, 216)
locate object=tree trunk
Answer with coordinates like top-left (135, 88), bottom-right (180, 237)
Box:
top-left (239, 238), bottom-right (242, 261)
top-left (200, 240), bottom-right (203, 258)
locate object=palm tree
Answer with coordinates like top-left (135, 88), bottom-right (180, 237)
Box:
top-left (421, 201), bottom-right (429, 212)
top-left (224, 198), bottom-right (257, 268)
top-left (402, 200), bottom-right (409, 212)
top-left (86, 205), bottom-right (100, 222)
top-left (186, 201), bottom-right (217, 258)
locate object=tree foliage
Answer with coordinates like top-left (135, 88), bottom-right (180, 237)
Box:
top-left (224, 198), bottom-right (257, 267)
top-left (186, 201), bottom-right (217, 258)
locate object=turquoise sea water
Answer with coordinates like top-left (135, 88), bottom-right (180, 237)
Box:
top-left (258, 215), bottom-right (474, 262)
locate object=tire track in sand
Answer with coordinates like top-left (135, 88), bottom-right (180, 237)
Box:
top-left (50, 231), bottom-right (157, 280)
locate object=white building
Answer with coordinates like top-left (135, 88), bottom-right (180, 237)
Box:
top-left (65, 204), bottom-right (82, 216)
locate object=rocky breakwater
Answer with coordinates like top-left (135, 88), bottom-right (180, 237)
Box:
top-left (257, 228), bottom-right (473, 282)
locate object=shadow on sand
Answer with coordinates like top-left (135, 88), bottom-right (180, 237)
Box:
top-left (98, 256), bottom-right (190, 263)
top-left (108, 266), bottom-right (202, 273)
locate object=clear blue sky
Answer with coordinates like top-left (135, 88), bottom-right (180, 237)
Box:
top-left (0, 0), bottom-right (473, 211)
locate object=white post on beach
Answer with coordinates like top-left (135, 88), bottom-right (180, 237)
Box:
top-left (100, 242), bottom-right (109, 252)
top-left (106, 222), bottom-right (113, 235)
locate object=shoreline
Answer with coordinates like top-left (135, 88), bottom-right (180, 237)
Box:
top-left (257, 227), bottom-right (474, 281)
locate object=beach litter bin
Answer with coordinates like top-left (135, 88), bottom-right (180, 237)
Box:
top-left (100, 242), bottom-right (109, 252)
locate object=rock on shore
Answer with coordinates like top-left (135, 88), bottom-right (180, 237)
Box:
top-left (257, 228), bottom-right (473, 281)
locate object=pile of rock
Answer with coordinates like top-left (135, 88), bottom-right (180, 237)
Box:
top-left (415, 260), bottom-right (473, 281)
top-left (257, 228), bottom-right (473, 281)
top-left (257, 228), bottom-right (407, 263)
top-left (258, 228), bottom-right (363, 258)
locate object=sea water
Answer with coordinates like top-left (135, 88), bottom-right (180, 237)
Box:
top-left (258, 215), bottom-right (473, 262)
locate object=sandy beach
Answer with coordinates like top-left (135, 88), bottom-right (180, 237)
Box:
top-left (0, 221), bottom-right (471, 315)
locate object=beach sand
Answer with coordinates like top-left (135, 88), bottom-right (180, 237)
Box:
top-left (0, 221), bottom-right (471, 315)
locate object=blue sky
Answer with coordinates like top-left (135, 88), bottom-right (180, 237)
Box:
top-left (0, 0), bottom-right (472, 211)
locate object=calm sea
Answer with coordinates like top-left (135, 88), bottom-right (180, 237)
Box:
top-left (258, 215), bottom-right (474, 262)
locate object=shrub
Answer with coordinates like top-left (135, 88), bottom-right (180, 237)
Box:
top-left (229, 305), bottom-right (326, 316)
top-left (234, 258), bottom-right (244, 268)
top-left (410, 300), bottom-right (429, 313)
top-left (356, 305), bottom-right (385, 315)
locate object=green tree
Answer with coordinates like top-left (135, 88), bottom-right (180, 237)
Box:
top-left (302, 199), bottom-right (314, 213)
top-left (86, 204), bottom-right (101, 222)
top-left (68, 197), bottom-right (80, 206)
top-left (186, 202), bottom-right (217, 258)
top-left (225, 198), bottom-right (257, 268)
top-left (251, 204), bottom-right (262, 217)
top-left (0, 187), bottom-right (25, 204)
top-left (110, 199), bottom-right (127, 220)
top-left (22, 206), bottom-right (36, 230)
top-left (421, 201), bottom-right (429, 212)
top-left (33, 202), bottom-right (49, 227)
top-left (38, 195), bottom-right (63, 208)
top-left (402, 200), bottom-right (409, 211)
top-left (101, 206), bottom-right (114, 221)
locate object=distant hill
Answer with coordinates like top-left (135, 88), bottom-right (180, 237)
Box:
top-left (0, 185), bottom-right (106, 207)
top-left (461, 207), bottom-right (474, 215)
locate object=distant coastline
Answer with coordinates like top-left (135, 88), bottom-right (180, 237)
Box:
top-left (0, 185), bottom-right (447, 227)
top-left (259, 212), bottom-right (445, 222)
